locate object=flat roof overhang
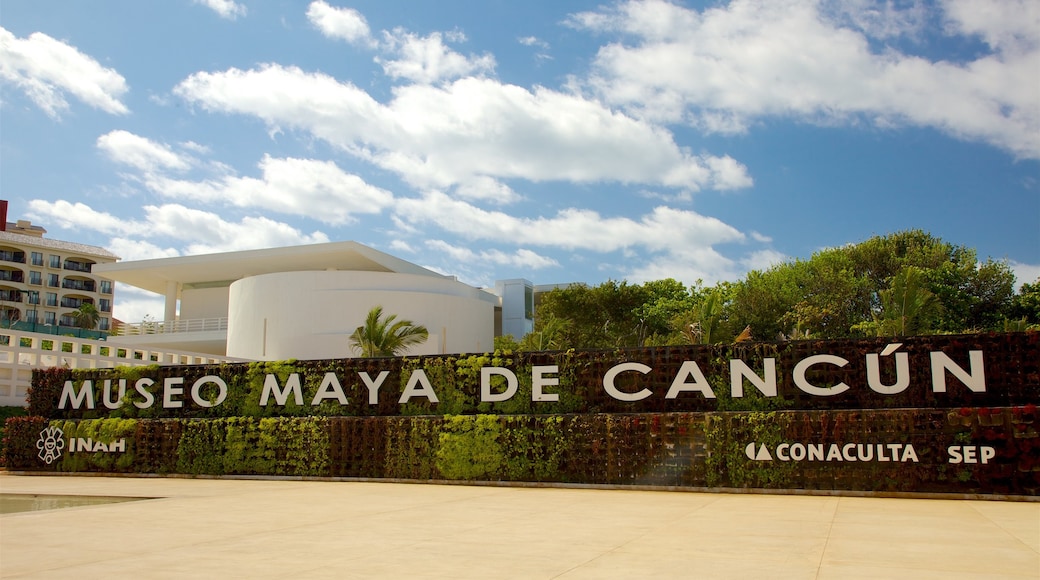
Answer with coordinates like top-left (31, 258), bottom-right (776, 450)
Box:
top-left (93, 241), bottom-right (451, 295)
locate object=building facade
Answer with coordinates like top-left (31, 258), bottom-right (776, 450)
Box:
top-left (94, 241), bottom-right (511, 360)
top-left (0, 203), bottom-right (118, 336)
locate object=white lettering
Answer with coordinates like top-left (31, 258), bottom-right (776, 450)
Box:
top-left (134, 378), bottom-right (155, 409)
top-left (101, 379), bottom-right (126, 410)
top-left (603, 362), bottom-right (653, 402)
top-left (399, 369), bottom-right (438, 403)
top-left (807, 444), bottom-right (824, 461)
top-left (359, 371), bottom-right (390, 405)
top-left (163, 377), bottom-right (185, 408)
top-left (532, 365), bottom-right (559, 402)
top-left (793, 355), bottom-right (850, 396)
top-left (842, 443), bottom-right (857, 461)
top-left (901, 444), bottom-right (919, 462)
top-left (481, 367), bottom-right (518, 403)
top-left (665, 361), bottom-right (717, 399)
top-left (59, 380), bottom-right (95, 410)
top-left (866, 352), bottom-right (910, 394)
top-left (730, 359), bottom-right (777, 398)
top-left (260, 373), bottom-right (303, 406)
top-left (191, 376), bottom-right (228, 408)
top-left (930, 351), bottom-right (986, 393)
top-left (311, 372), bottom-right (348, 405)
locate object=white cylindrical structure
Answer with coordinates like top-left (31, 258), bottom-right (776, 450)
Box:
top-left (226, 271), bottom-right (496, 361)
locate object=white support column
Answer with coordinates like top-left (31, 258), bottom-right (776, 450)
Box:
top-left (164, 281), bottom-right (179, 324)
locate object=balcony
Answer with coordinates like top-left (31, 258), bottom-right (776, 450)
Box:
top-left (0, 290), bottom-right (22, 302)
top-left (64, 260), bottom-right (94, 273)
top-left (0, 270), bottom-right (24, 283)
top-left (61, 279), bottom-right (96, 292)
top-left (117, 317), bottom-right (229, 336)
top-left (0, 250), bottom-right (25, 264)
top-left (60, 297), bottom-right (93, 309)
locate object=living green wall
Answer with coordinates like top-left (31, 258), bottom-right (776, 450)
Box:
top-left (5, 332), bottom-right (1038, 497)
top-left (3, 408), bottom-right (1037, 495)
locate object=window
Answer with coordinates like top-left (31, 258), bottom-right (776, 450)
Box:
top-left (47, 273), bottom-right (59, 287)
top-left (100, 280), bottom-right (113, 294)
top-left (44, 312), bottom-right (56, 325)
top-left (27, 291), bottom-right (40, 305)
top-left (99, 298), bottom-right (111, 313)
top-left (99, 318), bottom-right (110, 331)
top-left (29, 271), bottom-right (42, 285)
top-left (49, 254), bottom-right (61, 268)
top-left (26, 310), bottom-right (37, 323)
top-left (31, 252), bottom-right (43, 266)
top-left (45, 292), bottom-right (57, 307)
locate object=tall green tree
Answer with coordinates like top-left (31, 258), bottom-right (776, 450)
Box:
top-left (349, 306), bottom-right (429, 357)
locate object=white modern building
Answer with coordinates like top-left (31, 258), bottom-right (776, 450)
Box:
top-left (95, 241), bottom-right (535, 361)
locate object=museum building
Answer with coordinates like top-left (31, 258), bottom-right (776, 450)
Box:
top-left (95, 241), bottom-right (543, 361)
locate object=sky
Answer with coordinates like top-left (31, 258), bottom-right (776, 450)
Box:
top-left (1, 0), bottom-right (1038, 324)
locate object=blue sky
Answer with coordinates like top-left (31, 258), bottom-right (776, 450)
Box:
top-left (2, 0), bottom-right (1038, 323)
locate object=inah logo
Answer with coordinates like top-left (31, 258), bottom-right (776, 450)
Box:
top-left (36, 426), bottom-right (65, 465)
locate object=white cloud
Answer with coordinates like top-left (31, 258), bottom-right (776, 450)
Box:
top-left (26, 200), bottom-right (135, 234)
top-left (518, 36), bottom-right (550, 50)
top-left (943, 0), bottom-right (1040, 53)
top-left (194, 0), bottom-right (247, 20)
top-left (139, 204), bottom-right (329, 253)
top-left (307, 1), bottom-right (373, 46)
top-left (25, 200), bottom-right (329, 254)
top-left (395, 191), bottom-right (744, 253)
top-left (1010, 261), bottom-right (1040, 287)
top-left (173, 65), bottom-right (752, 192)
top-left (425, 240), bottom-right (559, 269)
top-left (569, 0), bottom-right (1040, 158)
top-left (106, 238), bottom-right (180, 262)
top-left (453, 176), bottom-right (521, 204)
top-left (109, 286), bottom-right (165, 323)
top-left (143, 155), bottom-right (396, 225)
top-left (0, 27), bottom-right (128, 117)
top-left (97, 130), bottom-right (194, 173)
top-left (378, 29), bottom-right (495, 84)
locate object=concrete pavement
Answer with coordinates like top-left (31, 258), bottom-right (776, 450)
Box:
top-left (1, 474), bottom-right (1037, 579)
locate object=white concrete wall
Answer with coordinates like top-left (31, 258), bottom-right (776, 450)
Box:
top-left (226, 271), bottom-right (496, 361)
top-left (180, 286), bottom-right (230, 320)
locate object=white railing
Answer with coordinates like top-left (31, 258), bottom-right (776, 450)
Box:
top-left (0, 328), bottom-right (248, 407)
top-left (117, 317), bottom-right (229, 336)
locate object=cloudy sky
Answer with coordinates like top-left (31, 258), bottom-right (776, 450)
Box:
top-left (2, 0), bottom-right (1037, 322)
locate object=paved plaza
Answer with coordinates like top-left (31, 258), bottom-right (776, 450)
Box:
top-left (1, 474), bottom-right (1037, 579)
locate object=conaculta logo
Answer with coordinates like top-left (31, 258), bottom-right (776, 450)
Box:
top-left (745, 441), bottom-right (921, 463)
top-left (36, 426), bottom-right (65, 465)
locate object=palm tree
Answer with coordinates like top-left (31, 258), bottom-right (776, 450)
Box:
top-left (73, 303), bottom-right (100, 330)
top-left (349, 306), bottom-right (429, 357)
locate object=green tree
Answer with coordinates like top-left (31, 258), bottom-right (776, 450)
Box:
top-left (855, 267), bottom-right (941, 336)
top-left (1009, 277), bottom-right (1040, 326)
top-left (73, 303), bottom-right (100, 330)
top-left (349, 306), bottom-right (429, 357)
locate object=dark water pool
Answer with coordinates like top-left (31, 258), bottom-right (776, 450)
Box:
top-left (0, 494), bottom-right (151, 514)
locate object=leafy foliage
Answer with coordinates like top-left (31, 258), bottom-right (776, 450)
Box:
top-left (532, 230), bottom-right (1020, 346)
